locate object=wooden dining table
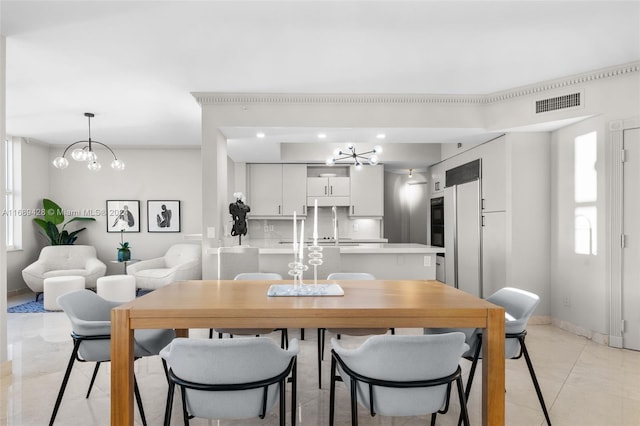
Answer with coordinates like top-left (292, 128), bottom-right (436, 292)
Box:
top-left (111, 279), bottom-right (505, 425)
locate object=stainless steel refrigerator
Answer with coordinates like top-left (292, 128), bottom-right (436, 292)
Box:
top-left (444, 160), bottom-right (483, 297)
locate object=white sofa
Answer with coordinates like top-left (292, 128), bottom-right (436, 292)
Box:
top-left (22, 245), bottom-right (107, 301)
top-left (127, 243), bottom-right (202, 291)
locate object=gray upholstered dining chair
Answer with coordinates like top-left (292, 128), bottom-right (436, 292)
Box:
top-left (160, 337), bottom-right (299, 426)
top-left (50, 290), bottom-right (175, 426)
top-left (212, 272), bottom-right (289, 348)
top-left (317, 272), bottom-right (393, 388)
top-left (425, 287), bottom-right (551, 426)
top-left (329, 333), bottom-right (470, 426)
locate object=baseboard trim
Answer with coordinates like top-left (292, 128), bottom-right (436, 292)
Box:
top-left (529, 315), bottom-right (552, 325)
top-left (0, 360), bottom-right (12, 378)
top-left (552, 318), bottom-right (609, 346)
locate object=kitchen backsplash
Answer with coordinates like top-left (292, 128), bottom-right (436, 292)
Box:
top-left (242, 206), bottom-right (382, 242)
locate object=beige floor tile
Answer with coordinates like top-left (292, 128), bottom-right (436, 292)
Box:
top-left (3, 294), bottom-right (640, 425)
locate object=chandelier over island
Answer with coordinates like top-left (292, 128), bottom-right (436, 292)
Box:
top-left (52, 112), bottom-right (125, 172)
top-left (326, 143), bottom-right (382, 169)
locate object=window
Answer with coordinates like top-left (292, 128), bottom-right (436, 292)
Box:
top-left (5, 137), bottom-right (22, 250)
top-left (574, 131), bottom-right (597, 255)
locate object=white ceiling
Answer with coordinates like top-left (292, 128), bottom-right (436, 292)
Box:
top-left (2, 1), bottom-right (639, 164)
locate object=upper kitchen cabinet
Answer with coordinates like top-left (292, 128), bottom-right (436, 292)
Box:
top-left (247, 164), bottom-right (307, 217)
top-left (430, 162), bottom-right (445, 196)
top-left (349, 165), bottom-right (384, 217)
top-left (307, 175), bottom-right (350, 206)
top-left (479, 136), bottom-right (506, 212)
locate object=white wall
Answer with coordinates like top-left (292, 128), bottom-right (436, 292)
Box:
top-left (550, 116), bottom-right (609, 336)
top-left (384, 171), bottom-right (428, 244)
top-left (4, 147), bottom-right (204, 282)
top-left (1, 34), bottom-right (9, 368)
top-left (6, 139), bottom-right (49, 292)
top-left (506, 133), bottom-right (551, 316)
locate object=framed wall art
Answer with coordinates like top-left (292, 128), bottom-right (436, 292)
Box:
top-left (106, 200), bottom-right (140, 233)
top-left (148, 200), bottom-right (180, 232)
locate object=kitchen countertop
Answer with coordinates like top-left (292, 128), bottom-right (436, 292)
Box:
top-left (207, 242), bottom-right (444, 255)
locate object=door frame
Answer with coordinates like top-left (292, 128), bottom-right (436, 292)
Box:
top-left (608, 116), bottom-right (640, 348)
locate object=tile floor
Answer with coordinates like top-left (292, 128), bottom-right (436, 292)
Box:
top-left (2, 292), bottom-right (640, 426)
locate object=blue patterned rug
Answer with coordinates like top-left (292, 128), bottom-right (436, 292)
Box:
top-left (8, 300), bottom-right (47, 313)
top-left (8, 289), bottom-right (153, 313)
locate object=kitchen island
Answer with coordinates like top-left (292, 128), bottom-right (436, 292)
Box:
top-left (209, 242), bottom-right (445, 280)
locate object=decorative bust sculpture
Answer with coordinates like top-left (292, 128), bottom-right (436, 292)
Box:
top-left (229, 192), bottom-right (250, 245)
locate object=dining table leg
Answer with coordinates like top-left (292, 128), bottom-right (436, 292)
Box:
top-left (111, 308), bottom-right (134, 426)
top-left (482, 306), bottom-right (506, 426)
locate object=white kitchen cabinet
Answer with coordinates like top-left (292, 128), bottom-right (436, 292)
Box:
top-left (282, 164), bottom-right (308, 215)
top-left (307, 176), bottom-right (349, 197)
top-left (307, 176), bottom-right (350, 206)
top-left (430, 162), bottom-right (445, 196)
top-left (248, 164), bottom-right (307, 217)
top-left (349, 165), bottom-right (383, 217)
top-left (479, 136), bottom-right (506, 212)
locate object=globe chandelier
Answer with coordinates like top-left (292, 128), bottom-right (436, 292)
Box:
top-left (52, 112), bottom-right (125, 172)
top-left (325, 143), bottom-right (382, 169)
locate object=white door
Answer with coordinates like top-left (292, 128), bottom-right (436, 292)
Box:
top-left (623, 127), bottom-right (640, 350)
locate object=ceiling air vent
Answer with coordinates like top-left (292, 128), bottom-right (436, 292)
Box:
top-left (535, 92), bottom-right (581, 113)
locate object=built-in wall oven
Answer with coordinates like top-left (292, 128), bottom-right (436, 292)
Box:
top-left (430, 197), bottom-right (445, 248)
top-left (431, 196), bottom-right (446, 282)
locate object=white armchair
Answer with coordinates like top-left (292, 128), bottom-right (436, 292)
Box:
top-left (127, 243), bottom-right (202, 291)
top-left (22, 245), bottom-right (107, 301)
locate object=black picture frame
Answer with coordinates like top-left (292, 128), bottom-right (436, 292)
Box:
top-left (147, 200), bottom-right (181, 232)
top-left (106, 200), bottom-right (140, 233)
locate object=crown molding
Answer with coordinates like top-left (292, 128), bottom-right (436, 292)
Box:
top-left (485, 61), bottom-right (640, 103)
top-left (193, 61), bottom-right (639, 107)
top-left (192, 92), bottom-right (485, 105)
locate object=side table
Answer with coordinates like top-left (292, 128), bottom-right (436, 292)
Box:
top-left (110, 259), bottom-right (140, 274)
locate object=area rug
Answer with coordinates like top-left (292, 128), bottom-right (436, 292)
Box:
top-left (8, 289), bottom-right (154, 313)
top-left (8, 300), bottom-right (47, 313)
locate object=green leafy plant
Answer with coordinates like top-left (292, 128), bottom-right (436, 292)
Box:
top-left (118, 230), bottom-right (131, 261)
top-left (33, 198), bottom-right (96, 245)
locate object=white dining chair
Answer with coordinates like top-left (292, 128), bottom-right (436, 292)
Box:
top-left (330, 333), bottom-right (470, 426)
top-left (316, 272), bottom-right (393, 388)
top-left (161, 337), bottom-right (299, 426)
top-left (213, 272), bottom-right (289, 348)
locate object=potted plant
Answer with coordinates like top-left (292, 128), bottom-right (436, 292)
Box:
top-left (118, 230), bottom-right (131, 261)
top-left (33, 198), bottom-right (96, 245)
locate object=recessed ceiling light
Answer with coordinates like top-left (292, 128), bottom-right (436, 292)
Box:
top-left (256, 132), bottom-right (265, 138)
top-left (317, 133), bottom-right (327, 139)
top-left (376, 133), bottom-right (386, 139)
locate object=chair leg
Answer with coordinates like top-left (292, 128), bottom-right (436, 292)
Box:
top-left (456, 341), bottom-right (482, 426)
top-left (291, 358), bottom-right (297, 426)
top-left (349, 376), bottom-right (358, 426)
top-left (317, 328), bottom-right (323, 389)
top-left (300, 328), bottom-right (305, 340)
top-left (329, 355), bottom-right (337, 426)
top-left (134, 374), bottom-right (147, 426)
top-left (430, 412), bottom-right (437, 426)
top-left (279, 376), bottom-right (286, 426)
top-left (49, 339), bottom-right (80, 426)
top-left (456, 375), bottom-right (470, 426)
top-left (164, 381), bottom-right (175, 426)
top-left (35, 292), bottom-right (43, 302)
top-left (208, 328), bottom-right (213, 339)
top-left (86, 362), bottom-right (100, 398)
top-left (280, 328), bottom-right (289, 349)
top-left (161, 358), bottom-right (170, 384)
top-left (520, 337), bottom-right (552, 426)
top-left (180, 386), bottom-right (190, 425)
